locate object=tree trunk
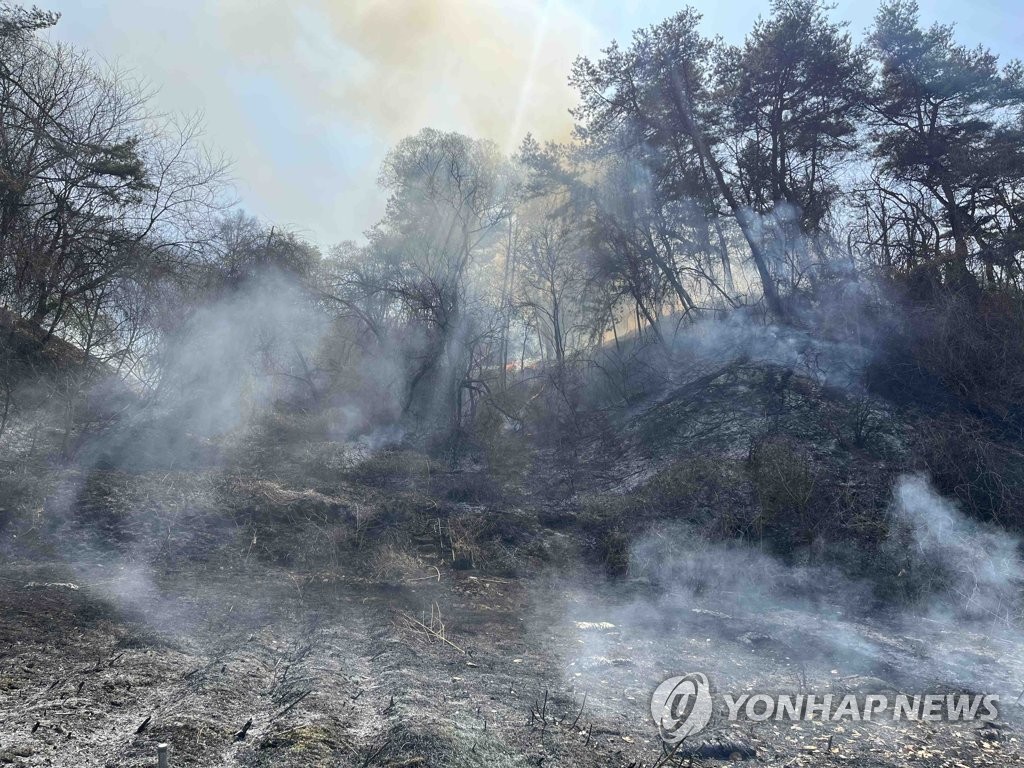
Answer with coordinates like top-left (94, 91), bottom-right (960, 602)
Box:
top-left (667, 71), bottom-right (787, 319)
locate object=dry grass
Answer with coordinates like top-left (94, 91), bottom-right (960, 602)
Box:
top-left (370, 544), bottom-right (429, 584)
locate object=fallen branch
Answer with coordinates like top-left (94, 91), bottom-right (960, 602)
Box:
top-left (396, 604), bottom-right (465, 655)
top-left (273, 689), bottom-right (312, 721)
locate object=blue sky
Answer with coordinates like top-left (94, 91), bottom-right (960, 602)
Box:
top-left (47, 1), bottom-right (1024, 246)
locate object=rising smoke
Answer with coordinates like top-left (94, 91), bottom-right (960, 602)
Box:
top-left (556, 472), bottom-right (1024, 718)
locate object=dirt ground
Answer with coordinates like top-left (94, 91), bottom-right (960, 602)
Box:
top-left (0, 552), bottom-right (1021, 767)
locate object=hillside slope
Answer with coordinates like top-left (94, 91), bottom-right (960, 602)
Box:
top-left (1, 322), bottom-right (1023, 766)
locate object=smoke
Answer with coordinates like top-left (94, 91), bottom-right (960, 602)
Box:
top-left (675, 309), bottom-right (875, 390)
top-left (890, 474), bottom-right (1024, 622)
top-left (216, 0), bottom-right (595, 148)
top-left (554, 473), bottom-right (1024, 719)
top-left (6, 271), bottom-right (334, 633)
top-left (624, 474), bottom-right (1024, 621)
top-left (156, 271), bottom-right (327, 438)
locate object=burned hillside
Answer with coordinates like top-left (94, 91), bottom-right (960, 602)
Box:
top-left (3, 1), bottom-right (1024, 766)
top-left (3, 301), bottom-right (1024, 767)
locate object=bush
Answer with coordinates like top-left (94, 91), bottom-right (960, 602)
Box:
top-left (598, 529), bottom-right (632, 576)
top-left (915, 415), bottom-right (1024, 530)
top-left (640, 457), bottom-right (747, 534)
top-left (747, 436), bottom-right (831, 550)
top-left (437, 472), bottom-right (500, 504)
top-left (872, 288), bottom-right (1024, 421)
top-left (571, 457), bottom-right (747, 575)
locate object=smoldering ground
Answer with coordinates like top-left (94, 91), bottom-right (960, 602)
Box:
top-left (2, 267), bottom-right (414, 629)
top-left (5, 0), bottom-right (1024, 764)
top-left (550, 473), bottom-right (1024, 733)
top-left (4, 308), bottom-right (1024, 767)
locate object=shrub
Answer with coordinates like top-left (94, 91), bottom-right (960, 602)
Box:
top-left (598, 529), bottom-right (632, 576)
top-left (437, 472), bottom-right (500, 504)
top-left (915, 415), bottom-right (1024, 531)
top-left (640, 457), bottom-right (747, 533)
top-left (913, 291), bottom-right (1024, 418)
top-left (872, 288), bottom-right (1024, 420)
top-left (747, 436), bottom-right (831, 550)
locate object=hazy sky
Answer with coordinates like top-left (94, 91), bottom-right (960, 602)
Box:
top-left (46, 1), bottom-right (1023, 246)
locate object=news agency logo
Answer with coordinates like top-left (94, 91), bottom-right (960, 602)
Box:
top-left (650, 673), bottom-right (714, 744)
top-left (650, 673), bottom-right (1000, 744)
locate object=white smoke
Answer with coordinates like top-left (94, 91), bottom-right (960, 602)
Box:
top-left (891, 473), bottom-right (1024, 621)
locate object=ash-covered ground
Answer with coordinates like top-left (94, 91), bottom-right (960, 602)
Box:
top-left (0, 541), bottom-right (1021, 767)
top-left (2, 341), bottom-right (1023, 768)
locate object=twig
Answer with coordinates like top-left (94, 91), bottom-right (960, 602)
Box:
top-left (397, 608), bottom-right (466, 654)
top-left (361, 740), bottom-right (388, 767)
top-left (273, 689), bottom-right (312, 721)
top-left (652, 737), bottom-right (685, 768)
top-left (571, 692), bottom-right (587, 730)
top-left (404, 566), bottom-right (442, 583)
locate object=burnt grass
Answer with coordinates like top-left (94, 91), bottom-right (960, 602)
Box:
top-left (1, 359), bottom-right (1024, 766)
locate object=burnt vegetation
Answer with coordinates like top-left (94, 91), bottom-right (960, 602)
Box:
top-left (2, 1), bottom-right (1024, 766)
